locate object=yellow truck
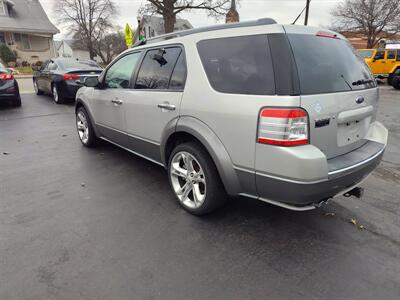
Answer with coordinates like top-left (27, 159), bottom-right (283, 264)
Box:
top-left (358, 49), bottom-right (400, 85)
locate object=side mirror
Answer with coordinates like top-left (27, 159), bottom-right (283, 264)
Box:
top-left (84, 76), bottom-right (99, 88)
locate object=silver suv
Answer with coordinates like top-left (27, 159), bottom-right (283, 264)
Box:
top-left (75, 19), bottom-right (388, 215)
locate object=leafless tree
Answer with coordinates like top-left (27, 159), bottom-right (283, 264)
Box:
top-left (139, 0), bottom-right (233, 34)
top-left (55, 0), bottom-right (117, 59)
top-left (331, 0), bottom-right (400, 48)
top-left (95, 31), bottom-right (127, 64)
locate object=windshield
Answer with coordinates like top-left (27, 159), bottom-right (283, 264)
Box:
top-left (358, 50), bottom-right (375, 59)
top-left (288, 34), bottom-right (376, 94)
top-left (58, 59), bottom-right (101, 70)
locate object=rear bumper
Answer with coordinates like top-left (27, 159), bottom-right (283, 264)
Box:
top-left (57, 81), bottom-right (82, 99)
top-left (252, 121), bottom-right (388, 210)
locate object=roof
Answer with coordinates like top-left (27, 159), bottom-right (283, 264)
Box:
top-left (0, 0), bottom-right (59, 34)
top-left (134, 18), bottom-right (277, 47)
top-left (141, 16), bottom-right (193, 35)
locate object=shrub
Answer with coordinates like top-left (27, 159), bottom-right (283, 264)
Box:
top-left (35, 61), bottom-right (43, 66)
top-left (0, 44), bottom-right (16, 64)
top-left (7, 61), bottom-right (16, 68)
top-left (21, 60), bottom-right (29, 67)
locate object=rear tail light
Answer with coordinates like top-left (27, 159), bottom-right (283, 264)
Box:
top-left (0, 73), bottom-right (14, 80)
top-left (63, 74), bottom-right (80, 81)
top-left (258, 108), bottom-right (309, 147)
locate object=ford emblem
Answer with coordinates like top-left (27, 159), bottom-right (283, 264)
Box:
top-left (356, 96), bottom-right (365, 104)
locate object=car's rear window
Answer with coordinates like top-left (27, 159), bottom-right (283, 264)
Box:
top-left (59, 59), bottom-right (100, 70)
top-left (197, 35), bottom-right (275, 95)
top-left (288, 34), bottom-right (376, 94)
top-left (358, 50), bottom-right (374, 59)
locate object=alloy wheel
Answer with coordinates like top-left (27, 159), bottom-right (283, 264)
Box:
top-left (170, 151), bottom-right (206, 209)
top-left (52, 85), bottom-right (59, 103)
top-left (76, 111), bottom-right (89, 144)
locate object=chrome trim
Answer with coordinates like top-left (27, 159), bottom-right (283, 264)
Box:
top-left (233, 166), bottom-right (328, 185)
top-left (96, 123), bottom-right (160, 146)
top-left (239, 193), bottom-right (317, 211)
top-left (328, 145), bottom-right (385, 176)
top-left (100, 137), bottom-right (165, 167)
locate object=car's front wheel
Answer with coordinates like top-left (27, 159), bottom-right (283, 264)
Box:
top-left (168, 142), bottom-right (227, 215)
top-left (76, 106), bottom-right (97, 147)
top-left (393, 77), bottom-right (400, 90)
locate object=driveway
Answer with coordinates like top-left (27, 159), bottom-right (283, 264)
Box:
top-left (0, 89), bottom-right (399, 300)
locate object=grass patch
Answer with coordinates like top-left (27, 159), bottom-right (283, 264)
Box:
top-left (15, 66), bottom-right (33, 75)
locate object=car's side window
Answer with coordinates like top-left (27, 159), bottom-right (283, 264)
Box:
top-left (387, 51), bottom-right (396, 60)
top-left (169, 52), bottom-right (187, 90)
top-left (134, 47), bottom-right (182, 90)
top-left (397, 50), bottom-right (400, 62)
top-left (374, 51), bottom-right (385, 60)
top-left (48, 61), bottom-right (58, 71)
top-left (40, 61), bottom-right (49, 71)
top-left (105, 52), bottom-right (141, 89)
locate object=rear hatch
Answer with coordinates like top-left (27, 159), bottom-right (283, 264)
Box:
top-left (285, 26), bottom-right (378, 159)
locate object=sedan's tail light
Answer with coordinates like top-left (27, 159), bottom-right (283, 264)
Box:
top-left (0, 73), bottom-right (14, 80)
top-left (63, 74), bottom-right (80, 81)
top-left (258, 108), bottom-right (309, 146)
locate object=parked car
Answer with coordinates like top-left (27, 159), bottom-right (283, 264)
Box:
top-left (33, 58), bottom-right (102, 104)
top-left (0, 67), bottom-right (21, 107)
top-left (0, 62), bottom-right (17, 75)
top-left (390, 68), bottom-right (400, 90)
top-left (75, 19), bottom-right (388, 215)
top-left (358, 48), bottom-right (400, 84)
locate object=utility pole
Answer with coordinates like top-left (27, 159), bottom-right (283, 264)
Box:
top-left (304, 0), bottom-right (311, 25)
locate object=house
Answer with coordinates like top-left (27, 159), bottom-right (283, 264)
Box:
top-left (55, 39), bottom-right (102, 62)
top-left (0, 0), bottom-right (59, 64)
top-left (341, 31), bottom-right (400, 49)
top-left (134, 15), bottom-right (193, 43)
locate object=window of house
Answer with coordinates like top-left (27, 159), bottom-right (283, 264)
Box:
top-left (0, 1), bottom-right (6, 16)
top-left (13, 33), bottom-right (31, 50)
top-left (0, 32), bottom-right (5, 44)
top-left (134, 47), bottom-right (182, 90)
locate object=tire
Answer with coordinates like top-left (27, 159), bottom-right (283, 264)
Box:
top-left (168, 142), bottom-right (228, 215)
top-left (12, 94), bottom-right (21, 107)
top-left (76, 106), bottom-right (98, 147)
top-left (52, 84), bottom-right (65, 104)
top-left (388, 73), bottom-right (394, 86)
top-left (33, 79), bottom-right (43, 95)
top-left (393, 76), bottom-right (400, 90)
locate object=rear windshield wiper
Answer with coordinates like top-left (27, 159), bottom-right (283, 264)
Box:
top-left (352, 79), bottom-right (374, 86)
top-left (341, 74), bottom-right (353, 90)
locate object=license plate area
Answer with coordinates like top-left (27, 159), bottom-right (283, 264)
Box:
top-left (337, 116), bottom-right (371, 147)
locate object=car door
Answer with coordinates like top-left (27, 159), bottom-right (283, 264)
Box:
top-left (124, 46), bottom-right (186, 163)
top-left (371, 50), bottom-right (386, 74)
top-left (46, 60), bottom-right (59, 91)
top-left (90, 51), bottom-right (142, 146)
top-left (386, 50), bottom-right (397, 73)
top-left (36, 61), bottom-right (49, 91)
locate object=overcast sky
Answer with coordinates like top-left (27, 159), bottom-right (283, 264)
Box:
top-left (39, 0), bottom-right (340, 38)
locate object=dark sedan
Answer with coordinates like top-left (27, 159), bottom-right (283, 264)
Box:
top-left (0, 67), bottom-right (21, 107)
top-left (33, 58), bottom-right (103, 104)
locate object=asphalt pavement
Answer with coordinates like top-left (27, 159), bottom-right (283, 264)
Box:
top-left (0, 88), bottom-right (399, 300)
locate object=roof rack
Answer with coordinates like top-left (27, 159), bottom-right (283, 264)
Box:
top-left (132, 18), bottom-right (277, 48)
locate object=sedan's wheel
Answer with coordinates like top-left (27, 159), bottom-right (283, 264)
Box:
top-left (33, 79), bottom-right (43, 95)
top-left (168, 142), bottom-right (227, 215)
top-left (76, 106), bottom-right (97, 147)
top-left (52, 84), bottom-right (64, 104)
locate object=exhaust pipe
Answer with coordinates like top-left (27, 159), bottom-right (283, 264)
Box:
top-left (343, 187), bottom-right (364, 199)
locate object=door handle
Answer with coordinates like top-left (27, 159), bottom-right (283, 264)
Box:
top-left (111, 99), bottom-right (123, 105)
top-left (157, 102), bottom-right (176, 111)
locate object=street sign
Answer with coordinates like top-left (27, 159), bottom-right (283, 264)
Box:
top-left (125, 24), bottom-right (133, 47)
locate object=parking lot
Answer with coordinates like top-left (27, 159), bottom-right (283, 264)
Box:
top-left (1, 87), bottom-right (400, 299)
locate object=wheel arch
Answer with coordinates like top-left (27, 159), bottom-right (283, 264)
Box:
top-left (161, 116), bottom-right (241, 196)
top-left (75, 98), bottom-right (101, 137)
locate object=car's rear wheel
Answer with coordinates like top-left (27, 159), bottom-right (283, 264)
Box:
top-left (393, 77), bottom-right (400, 90)
top-left (76, 106), bottom-right (97, 147)
top-left (33, 79), bottom-right (43, 95)
top-left (168, 142), bottom-right (227, 215)
top-left (52, 84), bottom-right (65, 104)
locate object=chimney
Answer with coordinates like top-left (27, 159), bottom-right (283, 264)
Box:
top-left (226, 0), bottom-right (239, 23)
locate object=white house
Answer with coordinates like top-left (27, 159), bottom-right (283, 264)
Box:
top-left (0, 0), bottom-right (59, 63)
